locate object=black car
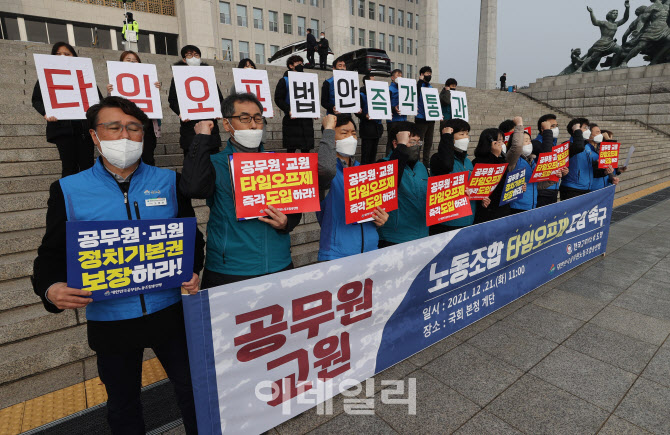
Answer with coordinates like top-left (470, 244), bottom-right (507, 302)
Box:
top-left (338, 48), bottom-right (391, 76)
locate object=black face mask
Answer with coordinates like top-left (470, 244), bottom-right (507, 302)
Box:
top-left (423, 75), bottom-right (432, 83)
top-left (294, 64), bottom-right (304, 72)
top-left (400, 145), bottom-right (421, 164)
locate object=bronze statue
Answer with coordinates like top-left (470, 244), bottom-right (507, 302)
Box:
top-left (576, 1), bottom-right (631, 72)
top-left (606, 4), bottom-right (648, 67)
top-left (558, 48), bottom-right (585, 75)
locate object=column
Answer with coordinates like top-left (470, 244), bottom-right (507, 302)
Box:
top-left (475, 0), bottom-right (497, 90)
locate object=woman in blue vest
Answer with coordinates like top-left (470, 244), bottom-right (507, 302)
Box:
top-left (586, 124), bottom-right (616, 191)
top-left (560, 118), bottom-right (600, 200)
top-left (429, 119), bottom-right (478, 235)
top-left (317, 114), bottom-right (388, 260)
top-left (378, 122), bottom-right (429, 247)
top-left (32, 97), bottom-right (205, 434)
top-left (508, 130), bottom-right (565, 213)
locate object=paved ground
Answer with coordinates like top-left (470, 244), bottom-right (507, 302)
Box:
top-left (160, 197), bottom-right (670, 435)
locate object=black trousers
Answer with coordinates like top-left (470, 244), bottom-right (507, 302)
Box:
top-left (306, 49), bottom-right (315, 66)
top-left (52, 134), bottom-right (95, 178)
top-left (95, 307), bottom-right (198, 435)
top-left (537, 190), bottom-right (559, 207)
top-left (318, 52), bottom-right (328, 69)
top-left (361, 137), bottom-right (381, 165)
top-left (415, 119), bottom-right (435, 169)
top-left (201, 263), bottom-right (295, 288)
top-left (429, 225), bottom-right (461, 236)
top-left (560, 186), bottom-right (589, 201)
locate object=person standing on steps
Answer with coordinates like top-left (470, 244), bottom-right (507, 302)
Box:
top-left (32, 42), bottom-right (104, 178)
top-left (500, 73), bottom-right (507, 91)
top-left (415, 66), bottom-right (435, 169)
top-left (32, 96), bottom-right (205, 435)
top-left (274, 55), bottom-right (315, 153)
top-left (305, 28), bottom-right (318, 68)
top-left (106, 50), bottom-right (161, 166)
top-left (317, 32), bottom-right (330, 70)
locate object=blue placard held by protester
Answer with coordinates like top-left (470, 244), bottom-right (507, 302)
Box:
top-left (499, 167), bottom-right (526, 206)
top-left (66, 218), bottom-right (196, 301)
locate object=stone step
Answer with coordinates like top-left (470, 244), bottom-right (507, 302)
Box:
top-left (0, 277), bottom-right (40, 312)
top-left (0, 228), bottom-right (44, 257)
top-left (0, 191), bottom-right (49, 213)
top-left (0, 208), bottom-right (45, 233)
top-left (0, 174), bottom-right (59, 194)
top-left (0, 251), bottom-right (36, 282)
top-left (0, 325), bottom-right (93, 385)
top-left (0, 303), bottom-right (77, 346)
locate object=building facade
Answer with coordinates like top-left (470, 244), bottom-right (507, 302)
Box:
top-left (0, 0), bottom-right (438, 78)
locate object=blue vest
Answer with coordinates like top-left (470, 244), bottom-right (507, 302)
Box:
top-left (433, 156), bottom-right (476, 227)
top-left (510, 156), bottom-right (537, 211)
top-left (378, 156), bottom-right (428, 244)
top-left (389, 82), bottom-right (407, 122)
top-left (59, 159), bottom-right (181, 321)
top-left (206, 140), bottom-right (293, 275)
top-left (416, 81), bottom-right (433, 120)
top-left (326, 77), bottom-right (336, 115)
top-left (587, 143), bottom-right (610, 191)
top-left (562, 139), bottom-right (596, 191)
top-left (317, 159), bottom-right (379, 260)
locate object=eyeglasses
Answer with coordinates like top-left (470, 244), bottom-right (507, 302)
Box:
top-left (227, 115), bottom-right (265, 124)
top-left (95, 122), bottom-right (144, 138)
top-left (184, 52), bottom-right (200, 59)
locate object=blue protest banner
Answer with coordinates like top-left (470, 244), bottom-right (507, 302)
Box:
top-left (499, 167), bottom-right (526, 206)
top-left (182, 187), bottom-right (614, 434)
top-left (66, 218), bottom-right (196, 301)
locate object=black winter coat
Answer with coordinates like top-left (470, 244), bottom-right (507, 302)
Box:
top-left (167, 61), bottom-right (224, 152)
top-left (274, 71), bottom-right (315, 150)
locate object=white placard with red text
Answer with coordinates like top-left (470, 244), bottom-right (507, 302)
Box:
top-left (171, 65), bottom-right (222, 121)
top-left (34, 54), bottom-right (100, 120)
top-left (288, 72), bottom-right (320, 118)
top-left (107, 61), bottom-right (162, 119)
top-left (233, 68), bottom-right (274, 118)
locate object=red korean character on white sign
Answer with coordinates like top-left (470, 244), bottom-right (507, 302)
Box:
top-left (171, 65), bottom-right (222, 120)
top-left (34, 54), bottom-right (100, 120)
top-left (232, 68), bottom-right (274, 118)
top-left (107, 61), bottom-right (163, 119)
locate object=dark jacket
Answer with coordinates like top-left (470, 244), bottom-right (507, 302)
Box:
top-left (167, 61), bottom-right (224, 151)
top-left (317, 38), bottom-right (330, 54)
top-left (32, 81), bottom-right (103, 143)
top-left (274, 71), bottom-right (315, 149)
top-left (357, 86), bottom-right (383, 140)
top-left (306, 33), bottom-right (318, 51)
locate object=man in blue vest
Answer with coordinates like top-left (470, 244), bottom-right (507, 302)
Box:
top-left (317, 114), bottom-right (388, 260)
top-left (416, 66), bottom-right (435, 169)
top-left (180, 93), bottom-right (302, 287)
top-left (560, 118), bottom-right (601, 200)
top-left (429, 119), bottom-right (478, 235)
top-left (32, 96), bottom-right (205, 434)
top-left (321, 58), bottom-right (348, 115)
top-left (274, 55), bottom-right (315, 153)
top-left (377, 122), bottom-right (428, 247)
top-left (534, 113), bottom-right (561, 207)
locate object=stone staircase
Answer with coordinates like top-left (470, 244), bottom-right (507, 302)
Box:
top-left (1, 38), bottom-right (670, 412)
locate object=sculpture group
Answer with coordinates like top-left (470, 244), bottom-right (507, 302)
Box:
top-left (559, 0), bottom-right (670, 74)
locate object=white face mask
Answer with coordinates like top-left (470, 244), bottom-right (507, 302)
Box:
top-left (228, 120), bottom-right (263, 149)
top-left (593, 134), bottom-right (603, 143)
top-left (454, 138), bottom-right (469, 152)
top-left (335, 136), bottom-right (358, 157)
top-left (501, 144), bottom-right (507, 154)
top-left (522, 144), bottom-right (533, 156)
top-left (551, 127), bottom-right (559, 139)
top-left (185, 57), bottom-right (201, 66)
top-left (582, 129), bottom-right (591, 140)
top-left (95, 132), bottom-right (143, 169)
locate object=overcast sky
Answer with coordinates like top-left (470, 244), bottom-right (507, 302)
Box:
top-left (438, 0), bottom-right (647, 87)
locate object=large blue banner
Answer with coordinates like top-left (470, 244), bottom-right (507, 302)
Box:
top-left (182, 187), bottom-right (614, 434)
top-left (66, 218), bottom-right (196, 300)
top-left (375, 186), bottom-right (613, 371)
